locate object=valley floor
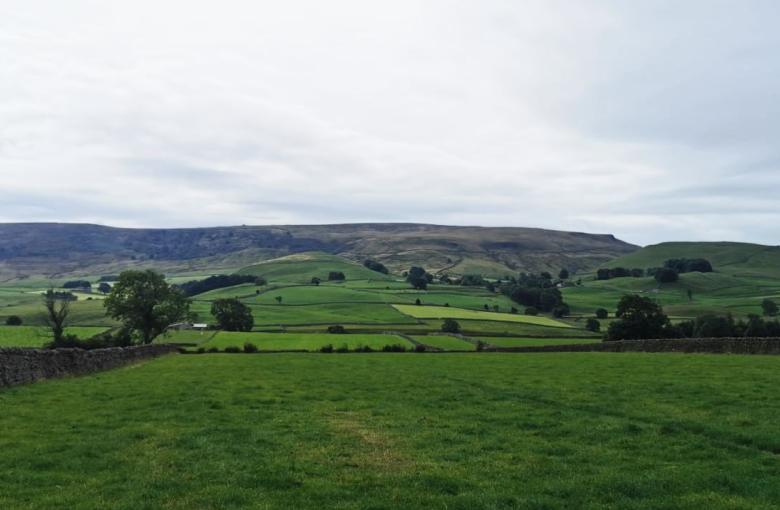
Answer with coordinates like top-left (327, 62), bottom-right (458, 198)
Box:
top-left (1, 353), bottom-right (779, 509)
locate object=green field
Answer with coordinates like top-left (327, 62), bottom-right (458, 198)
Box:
top-left (411, 335), bottom-right (475, 351)
top-left (238, 252), bottom-right (392, 284)
top-left (0, 326), bottom-right (110, 348)
top-left (2, 353), bottom-right (780, 509)
top-left (201, 332), bottom-right (412, 351)
top-left (478, 336), bottom-right (602, 347)
top-left (393, 304), bottom-right (572, 327)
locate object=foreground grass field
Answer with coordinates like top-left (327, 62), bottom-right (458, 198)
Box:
top-left (1, 353), bottom-right (779, 509)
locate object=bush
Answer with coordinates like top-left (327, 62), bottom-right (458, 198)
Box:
top-left (328, 271), bottom-right (346, 281)
top-left (320, 344), bottom-right (334, 353)
top-left (524, 307), bottom-right (539, 316)
top-left (441, 318), bottom-right (461, 333)
top-left (327, 325), bottom-right (346, 334)
top-left (243, 342), bottom-right (258, 353)
top-left (223, 346), bottom-right (241, 353)
top-left (552, 304), bottom-right (570, 318)
top-left (354, 345), bottom-right (374, 353)
top-left (415, 298), bottom-right (422, 305)
top-left (335, 343), bottom-right (349, 353)
top-left (476, 340), bottom-right (486, 351)
top-left (585, 318), bottom-right (601, 332)
top-left (207, 347), bottom-right (219, 353)
top-left (653, 268), bottom-right (679, 283)
top-left (5, 315), bottom-right (22, 326)
top-left (382, 344), bottom-right (407, 352)
top-left (762, 298), bottom-right (778, 317)
top-left (414, 344), bottom-right (427, 352)
top-left (595, 308), bottom-right (609, 319)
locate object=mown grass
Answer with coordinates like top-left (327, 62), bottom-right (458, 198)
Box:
top-left (1, 353), bottom-right (779, 509)
top-left (0, 326), bottom-right (110, 347)
top-left (201, 332), bottom-right (412, 351)
top-left (394, 304), bottom-right (572, 327)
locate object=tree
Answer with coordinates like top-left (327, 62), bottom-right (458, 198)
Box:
top-left (104, 270), bottom-right (190, 344)
top-left (407, 266), bottom-right (429, 290)
top-left (552, 304), bottom-right (570, 318)
top-left (363, 259), bottom-right (389, 274)
top-left (654, 268), bottom-right (679, 284)
top-left (762, 298), bottom-right (778, 317)
top-left (211, 298), bottom-right (254, 331)
top-left (43, 289), bottom-right (70, 345)
top-left (5, 315), bottom-right (22, 326)
top-left (441, 318), bottom-right (461, 334)
top-left (98, 282), bottom-right (112, 294)
top-left (595, 308), bottom-right (609, 319)
top-left (275, 296), bottom-right (283, 304)
top-left (311, 277), bottom-right (321, 286)
top-left (415, 298), bottom-right (422, 305)
top-left (585, 318), bottom-right (600, 332)
top-left (524, 307), bottom-right (538, 316)
top-left (605, 295), bottom-right (669, 341)
top-left (63, 280), bottom-right (91, 290)
top-left (328, 271), bottom-right (346, 281)
top-left (558, 268), bottom-right (569, 280)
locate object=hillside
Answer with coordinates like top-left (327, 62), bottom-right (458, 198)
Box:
top-left (0, 222), bottom-right (637, 279)
top-left (563, 241), bottom-right (780, 318)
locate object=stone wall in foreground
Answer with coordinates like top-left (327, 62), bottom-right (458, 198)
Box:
top-left (488, 338), bottom-right (780, 354)
top-left (0, 344), bottom-right (179, 388)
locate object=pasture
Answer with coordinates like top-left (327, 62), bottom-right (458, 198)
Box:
top-left (393, 304), bottom-right (572, 327)
top-left (198, 332), bottom-right (413, 352)
top-left (1, 353), bottom-right (779, 509)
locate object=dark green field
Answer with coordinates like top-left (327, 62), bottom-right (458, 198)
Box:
top-left (2, 353), bottom-right (779, 509)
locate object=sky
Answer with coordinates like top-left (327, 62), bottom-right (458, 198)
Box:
top-left (1, 0), bottom-right (778, 246)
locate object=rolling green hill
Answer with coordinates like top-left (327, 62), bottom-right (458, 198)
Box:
top-left (237, 252), bottom-right (392, 283)
top-left (564, 241), bottom-right (780, 318)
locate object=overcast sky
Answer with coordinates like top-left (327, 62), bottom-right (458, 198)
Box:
top-left (1, 1), bottom-right (778, 246)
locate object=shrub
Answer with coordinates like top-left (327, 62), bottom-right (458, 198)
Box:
top-left (5, 315), bottom-right (22, 326)
top-left (223, 346), bottom-right (241, 353)
top-left (327, 325), bottom-right (346, 334)
top-left (524, 307), bottom-right (539, 316)
top-left (441, 318), bottom-right (461, 334)
top-left (382, 344), bottom-right (407, 352)
top-left (444, 302), bottom-right (450, 307)
top-left (552, 304), bottom-right (570, 318)
top-left (243, 342), bottom-right (258, 353)
top-left (354, 345), bottom-right (374, 352)
top-left (414, 344), bottom-right (427, 352)
top-left (653, 268), bottom-right (679, 283)
top-left (335, 343), bottom-right (349, 353)
top-left (595, 308), bottom-right (609, 319)
top-left (415, 298), bottom-right (422, 305)
top-left (320, 344), bottom-right (334, 353)
top-left (196, 347), bottom-right (206, 354)
top-left (207, 347), bottom-right (219, 353)
top-left (762, 298), bottom-right (778, 317)
top-left (586, 318), bottom-right (601, 332)
top-left (476, 340), bottom-right (486, 351)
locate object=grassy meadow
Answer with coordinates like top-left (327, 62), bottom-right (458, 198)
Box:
top-left (1, 353), bottom-right (779, 509)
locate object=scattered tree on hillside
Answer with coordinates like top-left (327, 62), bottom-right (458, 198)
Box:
top-left (499, 273), bottom-right (568, 313)
top-left (586, 318), bottom-right (600, 332)
top-left (762, 298), bottom-right (778, 317)
top-left (441, 318), bottom-right (461, 334)
top-left (311, 277), bottom-right (321, 286)
top-left (605, 295), bottom-right (670, 341)
top-left (328, 271), bottom-right (346, 281)
top-left (211, 298), bottom-right (254, 332)
top-left (664, 258), bottom-right (713, 274)
top-left (275, 296), bottom-right (283, 304)
top-left (104, 270), bottom-right (191, 344)
top-left (98, 282), bottom-right (112, 294)
top-left (42, 289), bottom-right (70, 345)
top-left (595, 308), bottom-right (609, 319)
top-left (407, 266), bottom-right (429, 290)
top-left (363, 259), bottom-right (389, 274)
top-left (558, 268), bottom-right (569, 280)
top-left (5, 315), bottom-right (22, 326)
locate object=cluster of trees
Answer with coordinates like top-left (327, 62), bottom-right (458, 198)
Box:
top-left (328, 271), bottom-right (346, 281)
top-left (596, 267), bottom-right (645, 280)
top-left (63, 280), bottom-right (91, 290)
top-left (605, 295), bottom-right (780, 341)
top-left (663, 258), bottom-right (713, 273)
top-left (407, 266), bottom-right (433, 290)
top-left (363, 259), bottom-right (389, 274)
top-left (498, 272), bottom-right (569, 316)
top-left (176, 274), bottom-right (266, 297)
top-left (648, 267), bottom-right (679, 283)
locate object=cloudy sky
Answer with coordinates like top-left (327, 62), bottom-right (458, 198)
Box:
top-left (1, 0), bottom-right (778, 246)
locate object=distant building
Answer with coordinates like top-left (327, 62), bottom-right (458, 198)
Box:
top-left (167, 322), bottom-right (209, 331)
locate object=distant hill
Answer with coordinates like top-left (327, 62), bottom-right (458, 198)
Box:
top-left (605, 241), bottom-right (780, 279)
top-left (0, 222), bottom-right (637, 280)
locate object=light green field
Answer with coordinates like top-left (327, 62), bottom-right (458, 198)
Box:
top-left (393, 304), bottom-right (572, 328)
top-left (0, 326), bottom-right (110, 347)
top-left (411, 335), bottom-right (475, 351)
top-left (2, 353), bottom-right (780, 509)
top-left (201, 332), bottom-right (412, 351)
